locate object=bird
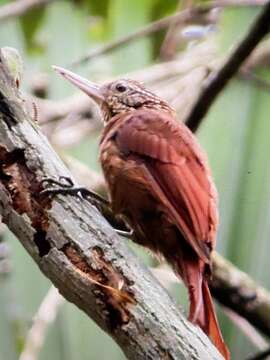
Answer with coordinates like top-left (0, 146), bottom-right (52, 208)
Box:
top-left (53, 65), bottom-right (230, 360)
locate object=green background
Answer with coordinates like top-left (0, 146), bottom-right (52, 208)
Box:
top-left (0, 1), bottom-right (268, 359)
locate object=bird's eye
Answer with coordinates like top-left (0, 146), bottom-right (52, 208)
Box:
top-left (115, 83), bottom-right (127, 93)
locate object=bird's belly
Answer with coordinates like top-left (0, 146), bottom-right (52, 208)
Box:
top-left (102, 156), bottom-right (181, 256)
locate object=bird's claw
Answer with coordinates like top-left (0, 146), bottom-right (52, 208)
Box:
top-left (41, 177), bottom-right (133, 238)
top-left (40, 176), bottom-right (109, 206)
top-left (115, 229), bottom-right (134, 239)
top-left (40, 176), bottom-right (93, 200)
top-left (41, 176), bottom-right (74, 189)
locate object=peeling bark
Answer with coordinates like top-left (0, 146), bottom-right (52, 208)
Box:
top-left (0, 51), bottom-right (223, 359)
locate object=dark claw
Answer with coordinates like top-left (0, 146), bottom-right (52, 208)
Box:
top-left (40, 177), bottom-right (132, 236)
top-left (59, 176), bottom-right (74, 187)
top-left (40, 176), bottom-right (76, 198)
top-left (41, 176), bottom-right (87, 199)
top-left (41, 176), bottom-right (74, 189)
top-left (40, 176), bottom-right (110, 207)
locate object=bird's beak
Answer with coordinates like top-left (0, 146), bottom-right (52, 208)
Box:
top-left (52, 65), bottom-right (105, 104)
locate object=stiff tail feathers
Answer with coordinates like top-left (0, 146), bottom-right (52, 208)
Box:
top-left (178, 258), bottom-right (230, 360)
top-left (198, 280), bottom-right (230, 360)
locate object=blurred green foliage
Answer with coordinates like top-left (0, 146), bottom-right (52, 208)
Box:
top-left (0, 1), bottom-right (269, 360)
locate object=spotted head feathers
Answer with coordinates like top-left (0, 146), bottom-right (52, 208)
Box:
top-left (99, 79), bottom-right (174, 122)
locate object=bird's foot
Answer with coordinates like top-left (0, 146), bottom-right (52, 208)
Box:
top-left (40, 176), bottom-right (109, 207)
top-left (41, 176), bottom-right (133, 238)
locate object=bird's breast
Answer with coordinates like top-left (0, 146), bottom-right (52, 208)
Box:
top-left (99, 139), bottom-right (125, 194)
top-left (100, 138), bottom-right (149, 207)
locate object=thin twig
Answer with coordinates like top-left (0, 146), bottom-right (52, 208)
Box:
top-left (71, 0), bottom-right (267, 67)
top-left (246, 348), bottom-right (270, 360)
top-left (211, 252), bottom-right (270, 338)
top-left (70, 8), bottom-right (209, 67)
top-left (223, 307), bottom-right (269, 350)
top-left (185, 2), bottom-right (270, 132)
top-left (0, 0), bottom-right (57, 22)
top-left (159, 0), bottom-right (186, 60)
top-left (240, 69), bottom-right (270, 92)
top-left (19, 286), bottom-right (64, 360)
top-left (0, 223), bottom-right (10, 276)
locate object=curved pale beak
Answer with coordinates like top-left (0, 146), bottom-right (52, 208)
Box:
top-left (52, 65), bottom-right (105, 104)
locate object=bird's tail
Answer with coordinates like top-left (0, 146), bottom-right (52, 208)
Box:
top-left (199, 280), bottom-right (230, 360)
top-left (179, 258), bottom-right (230, 360)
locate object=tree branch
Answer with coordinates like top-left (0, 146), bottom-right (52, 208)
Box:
top-left (71, 0), bottom-right (268, 67)
top-left (0, 0), bottom-right (57, 22)
top-left (0, 224), bottom-right (10, 276)
top-left (247, 348), bottom-right (270, 360)
top-left (19, 286), bottom-right (64, 360)
top-left (185, 2), bottom-right (270, 132)
top-left (70, 7), bottom-right (211, 67)
top-left (222, 308), bottom-right (269, 350)
top-left (0, 52), bottom-right (223, 359)
top-left (211, 253), bottom-right (270, 338)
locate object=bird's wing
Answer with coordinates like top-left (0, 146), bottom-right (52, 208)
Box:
top-left (115, 109), bottom-right (218, 262)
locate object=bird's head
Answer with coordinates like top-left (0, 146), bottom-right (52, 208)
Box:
top-left (53, 66), bottom-right (173, 123)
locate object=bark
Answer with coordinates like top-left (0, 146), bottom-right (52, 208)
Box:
top-left (0, 52), bottom-right (223, 359)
